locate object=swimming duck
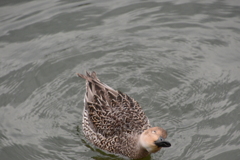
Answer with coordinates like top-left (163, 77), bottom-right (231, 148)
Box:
top-left (77, 71), bottom-right (171, 159)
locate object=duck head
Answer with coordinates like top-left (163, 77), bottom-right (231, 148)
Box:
top-left (139, 127), bottom-right (171, 153)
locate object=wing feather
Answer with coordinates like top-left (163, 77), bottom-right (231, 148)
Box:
top-left (78, 72), bottom-right (151, 138)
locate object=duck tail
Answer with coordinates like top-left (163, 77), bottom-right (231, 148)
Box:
top-left (77, 71), bottom-right (119, 104)
top-left (77, 71), bottom-right (94, 80)
top-left (77, 71), bottom-right (99, 103)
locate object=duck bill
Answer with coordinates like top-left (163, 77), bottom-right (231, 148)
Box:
top-left (154, 138), bottom-right (171, 148)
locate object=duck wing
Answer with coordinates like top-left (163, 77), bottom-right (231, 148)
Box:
top-left (77, 71), bottom-right (151, 138)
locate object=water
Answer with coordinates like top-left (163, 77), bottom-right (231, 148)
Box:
top-left (1, 0), bottom-right (240, 159)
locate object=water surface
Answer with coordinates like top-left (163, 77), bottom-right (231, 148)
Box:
top-left (1, 0), bottom-right (240, 159)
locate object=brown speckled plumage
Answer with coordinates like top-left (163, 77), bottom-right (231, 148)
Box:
top-left (77, 71), bottom-right (170, 159)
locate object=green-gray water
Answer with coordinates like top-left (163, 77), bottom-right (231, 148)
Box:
top-left (1, 0), bottom-right (240, 159)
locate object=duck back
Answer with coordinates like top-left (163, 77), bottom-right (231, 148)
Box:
top-left (78, 72), bottom-right (151, 158)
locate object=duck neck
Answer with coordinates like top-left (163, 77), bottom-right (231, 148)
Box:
top-left (135, 135), bottom-right (150, 159)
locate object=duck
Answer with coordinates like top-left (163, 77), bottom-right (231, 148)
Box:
top-left (77, 71), bottom-right (171, 159)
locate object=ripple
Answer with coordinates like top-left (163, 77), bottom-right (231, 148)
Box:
top-left (1, 0), bottom-right (240, 160)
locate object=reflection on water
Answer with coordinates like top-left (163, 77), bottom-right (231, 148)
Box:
top-left (1, 0), bottom-right (240, 159)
